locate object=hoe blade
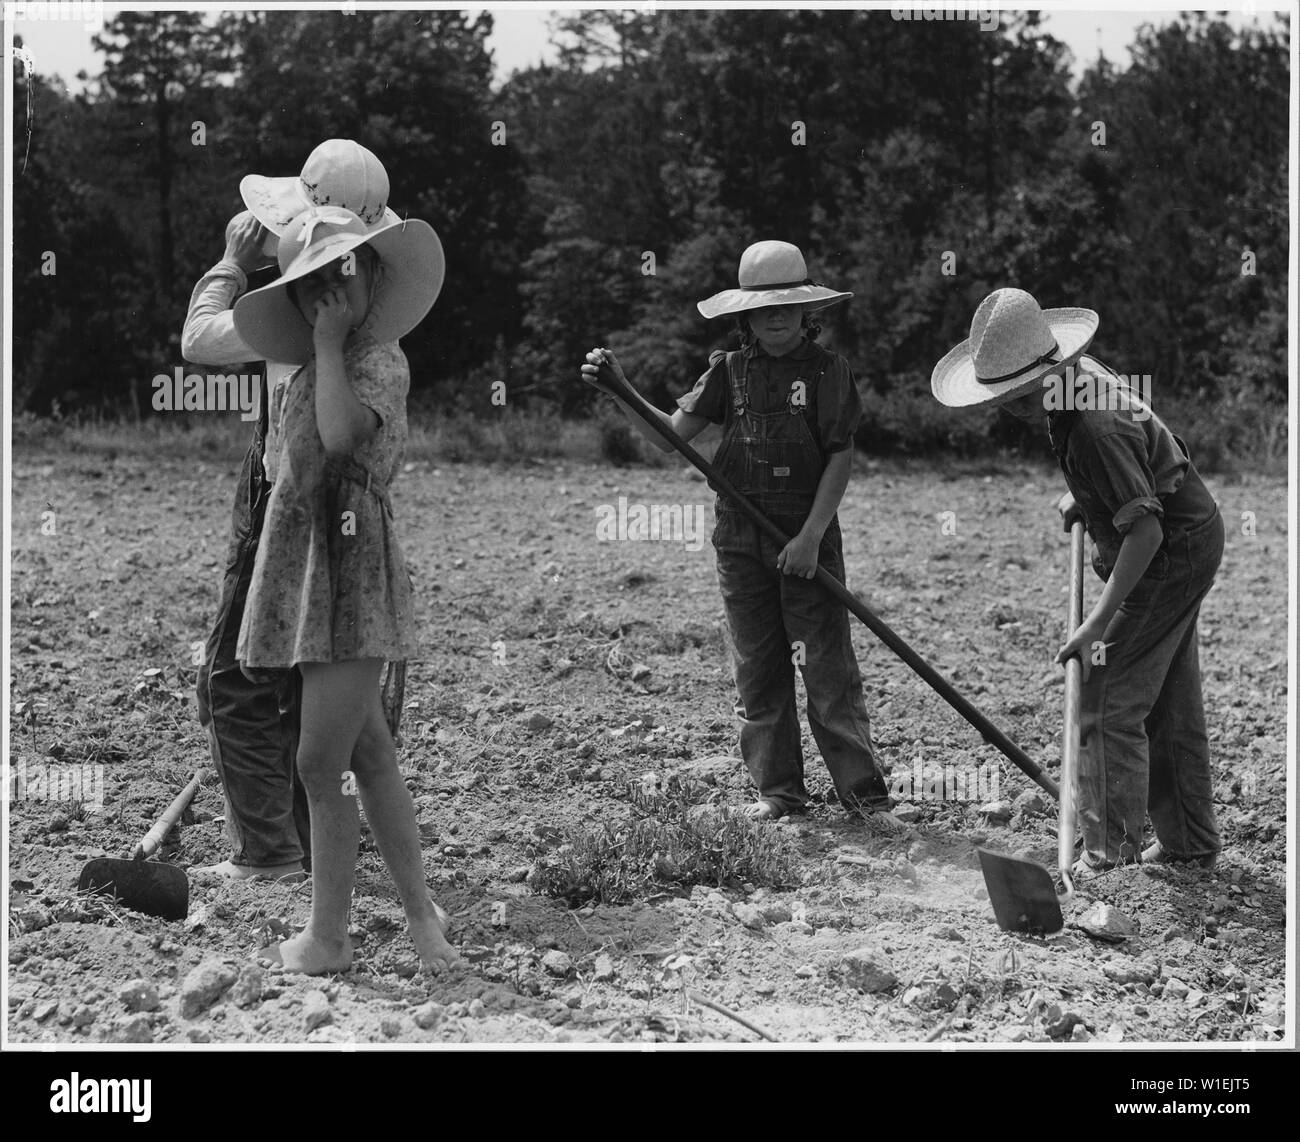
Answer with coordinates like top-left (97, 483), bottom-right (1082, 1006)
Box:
top-left (77, 857), bottom-right (190, 921)
top-left (977, 848), bottom-right (1063, 934)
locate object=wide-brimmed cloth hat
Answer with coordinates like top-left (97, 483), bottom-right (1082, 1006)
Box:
top-left (697, 240), bottom-right (852, 320)
top-left (931, 287), bottom-right (1099, 408)
top-left (240, 139), bottom-right (402, 237)
top-left (232, 206), bottom-right (443, 365)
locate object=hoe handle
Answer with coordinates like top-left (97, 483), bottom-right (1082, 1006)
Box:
top-left (590, 357), bottom-right (1059, 800)
top-left (1058, 520), bottom-right (1086, 897)
top-left (132, 769), bottom-right (207, 861)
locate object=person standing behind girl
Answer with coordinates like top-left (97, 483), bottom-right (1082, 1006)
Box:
top-left (580, 241), bottom-right (896, 827)
top-left (233, 205), bottom-right (456, 973)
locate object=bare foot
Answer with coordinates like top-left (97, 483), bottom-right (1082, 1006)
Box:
top-left (258, 929), bottom-right (353, 975)
top-left (410, 910), bottom-right (462, 972)
top-left (428, 895), bottom-right (451, 932)
top-left (743, 799), bottom-right (782, 821)
top-left (195, 859), bottom-right (307, 883)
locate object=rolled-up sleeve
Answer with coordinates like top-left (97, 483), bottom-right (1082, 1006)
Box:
top-left (182, 261), bottom-right (255, 365)
top-left (1072, 428), bottom-right (1164, 534)
top-left (675, 350), bottom-right (729, 424)
top-left (816, 355), bottom-right (863, 453)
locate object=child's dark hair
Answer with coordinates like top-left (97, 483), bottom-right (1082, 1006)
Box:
top-left (733, 309), bottom-right (822, 348)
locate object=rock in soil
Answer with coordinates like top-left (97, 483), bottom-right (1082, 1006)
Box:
top-left (1013, 790), bottom-right (1048, 817)
top-left (732, 902), bottom-right (766, 930)
top-left (1101, 960), bottom-right (1157, 986)
top-left (1046, 1011), bottom-right (1085, 1039)
top-left (839, 948), bottom-right (897, 993)
top-left (229, 965), bottom-right (266, 1009)
top-left (979, 800), bottom-right (1014, 824)
top-left (541, 950), bottom-right (573, 977)
top-left (1076, 901), bottom-right (1137, 943)
top-left (180, 960), bottom-right (239, 1019)
top-left (118, 979), bottom-right (160, 1014)
top-left (116, 1014), bottom-right (153, 1043)
top-left (303, 990), bottom-right (333, 1032)
top-left (592, 954), bottom-right (616, 982)
top-left (412, 1002), bottom-right (444, 1030)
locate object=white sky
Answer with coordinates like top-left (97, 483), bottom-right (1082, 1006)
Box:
top-left (9, 3), bottom-right (1290, 94)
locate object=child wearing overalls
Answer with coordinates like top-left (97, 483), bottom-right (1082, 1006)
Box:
top-left (582, 241), bottom-right (894, 824)
top-left (931, 288), bottom-right (1223, 874)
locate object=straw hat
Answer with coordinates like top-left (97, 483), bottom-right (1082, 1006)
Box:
top-left (697, 241), bottom-right (852, 320)
top-left (240, 139), bottom-right (402, 238)
top-left (232, 206), bottom-right (443, 365)
top-left (931, 288), bottom-right (1099, 407)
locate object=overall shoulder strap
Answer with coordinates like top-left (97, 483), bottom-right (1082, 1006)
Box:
top-left (724, 348), bottom-right (749, 413)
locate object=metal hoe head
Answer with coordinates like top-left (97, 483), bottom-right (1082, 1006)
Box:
top-left (77, 857), bottom-right (190, 921)
top-left (976, 848), bottom-right (1064, 934)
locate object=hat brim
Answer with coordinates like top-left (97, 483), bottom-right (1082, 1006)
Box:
top-left (240, 173), bottom-right (402, 236)
top-left (697, 285), bottom-right (852, 321)
top-left (930, 308), bottom-right (1100, 408)
top-left (232, 218), bottom-right (444, 365)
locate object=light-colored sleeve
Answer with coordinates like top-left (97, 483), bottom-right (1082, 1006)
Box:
top-left (347, 340), bottom-right (409, 428)
top-left (181, 261), bottom-right (257, 365)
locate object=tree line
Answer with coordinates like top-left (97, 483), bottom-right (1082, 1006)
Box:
top-left (11, 8), bottom-right (1289, 457)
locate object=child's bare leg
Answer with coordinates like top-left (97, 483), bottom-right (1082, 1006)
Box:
top-left (351, 699), bottom-right (460, 970)
top-left (264, 660), bottom-right (371, 974)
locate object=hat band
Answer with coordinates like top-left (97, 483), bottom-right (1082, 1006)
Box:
top-left (975, 342), bottom-right (1061, 385)
top-left (740, 278), bottom-right (817, 291)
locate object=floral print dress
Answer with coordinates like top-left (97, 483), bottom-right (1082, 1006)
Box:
top-left (237, 333), bottom-right (415, 669)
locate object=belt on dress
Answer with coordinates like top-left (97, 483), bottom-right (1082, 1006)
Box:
top-left (326, 455), bottom-right (393, 515)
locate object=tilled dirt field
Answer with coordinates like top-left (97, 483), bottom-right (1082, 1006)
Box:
top-left (5, 441), bottom-right (1289, 1045)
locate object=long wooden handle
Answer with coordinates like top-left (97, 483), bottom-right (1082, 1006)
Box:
top-left (1058, 521), bottom-right (1086, 897)
top-left (593, 359), bottom-right (1059, 800)
top-left (132, 769), bottom-right (207, 861)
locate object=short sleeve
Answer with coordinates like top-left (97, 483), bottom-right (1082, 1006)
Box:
top-left (816, 354), bottom-right (863, 453)
top-left (1070, 427), bottom-right (1164, 534)
top-left (675, 350), bottom-right (729, 424)
top-left (346, 338), bottom-right (408, 428)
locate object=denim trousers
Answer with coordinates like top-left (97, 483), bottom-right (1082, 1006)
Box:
top-left (714, 508), bottom-right (891, 816)
top-left (1079, 510), bottom-right (1225, 866)
top-left (195, 429), bottom-right (310, 868)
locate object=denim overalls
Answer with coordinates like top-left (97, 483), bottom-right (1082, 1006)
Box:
top-left (710, 344), bottom-right (891, 816)
top-left (195, 380), bottom-right (310, 868)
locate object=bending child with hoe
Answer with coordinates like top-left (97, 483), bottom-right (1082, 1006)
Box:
top-left (930, 288), bottom-right (1223, 876)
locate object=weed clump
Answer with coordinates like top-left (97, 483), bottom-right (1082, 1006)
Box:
top-left (528, 777), bottom-right (797, 906)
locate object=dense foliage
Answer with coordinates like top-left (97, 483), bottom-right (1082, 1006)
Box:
top-left (11, 9), bottom-right (1289, 456)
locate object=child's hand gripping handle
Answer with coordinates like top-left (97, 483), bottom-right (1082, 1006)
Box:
top-left (1058, 519), bottom-right (1086, 900)
top-left (1057, 491), bottom-right (1084, 533)
top-left (131, 769), bottom-right (207, 861)
top-left (585, 352), bottom-right (1059, 800)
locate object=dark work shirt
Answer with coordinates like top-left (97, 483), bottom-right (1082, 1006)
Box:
top-left (676, 338), bottom-right (863, 454)
top-left (1047, 355), bottom-right (1218, 567)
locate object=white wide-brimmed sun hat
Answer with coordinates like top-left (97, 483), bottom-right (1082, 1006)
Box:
top-left (240, 139), bottom-right (403, 239)
top-left (697, 240), bottom-right (852, 320)
top-left (931, 288), bottom-right (1099, 407)
top-left (232, 206), bottom-right (443, 365)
